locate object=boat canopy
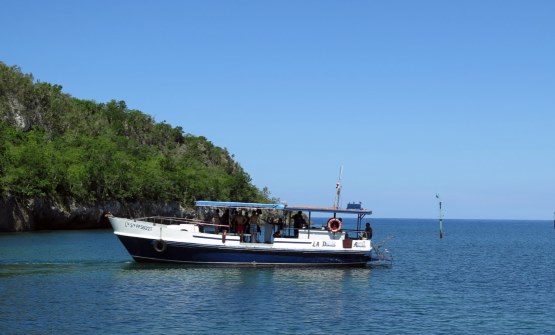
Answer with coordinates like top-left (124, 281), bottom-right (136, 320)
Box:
top-left (195, 201), bottom-right (285, 210)
top-left (195, 201), bottom-right (371, 215)
top-left (284, 206), bottom-right (372, 215)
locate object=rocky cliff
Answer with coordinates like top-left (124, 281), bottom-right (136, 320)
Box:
top-left (0, 195), bottom-right (193, 232)
top-left (0, 63), bottom-right (272, 232)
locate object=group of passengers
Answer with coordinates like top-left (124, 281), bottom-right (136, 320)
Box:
top-left (211, 209), bottom-right (262, 243)
top-left (209, 209), bottom-right (373, 241)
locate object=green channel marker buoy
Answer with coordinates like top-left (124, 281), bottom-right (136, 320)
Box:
top-left (436, 194), bottom-right (443, 239)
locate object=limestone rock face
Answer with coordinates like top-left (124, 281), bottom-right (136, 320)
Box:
top-left (0, 195), bottom-right (193, 232)
top-left (2, 95), bottom-right (35, 131)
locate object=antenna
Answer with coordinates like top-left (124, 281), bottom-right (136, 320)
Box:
top-left (436, 193), bottom-right (443, 239)
top-left (333, 166), bottom-right (343, 209)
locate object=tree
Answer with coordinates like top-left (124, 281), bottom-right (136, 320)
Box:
top-left (0, 62), bottom-right (273, 205)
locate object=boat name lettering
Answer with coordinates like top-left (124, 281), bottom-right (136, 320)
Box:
top-left (312, 241), bottom-right (320, 247)
top-left (124, 222), bottom-right (153, 231)
top-left (353, 241), bottom-right (366, 247)
top-left (322, 241), bottom-right (336, 247)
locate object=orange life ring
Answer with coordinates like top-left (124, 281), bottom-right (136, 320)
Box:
top-left (327, 218), bottom-right (342, 233)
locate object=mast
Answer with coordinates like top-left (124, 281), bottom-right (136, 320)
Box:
top-left (333, 166), bottom-right (343, 209)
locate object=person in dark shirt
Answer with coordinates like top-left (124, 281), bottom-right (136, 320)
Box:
top-left (364, 222), bottom-right (373, 239)
top-left (221, 209), bottom-right (230, 233)
top-left (292, 211), bottom-right (305, 238)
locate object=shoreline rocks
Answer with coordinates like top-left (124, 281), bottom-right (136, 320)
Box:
top-left (0, 195), bottom-right (193, 232)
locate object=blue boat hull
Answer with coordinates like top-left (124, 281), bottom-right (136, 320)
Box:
top-left (117, 235), bottom-right (372, 266)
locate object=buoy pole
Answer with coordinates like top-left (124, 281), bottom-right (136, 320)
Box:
top-left (436, 194), bottom-right (443, 239)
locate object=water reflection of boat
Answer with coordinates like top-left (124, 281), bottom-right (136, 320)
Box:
top-left (108, 201), bottom-right (391, 267)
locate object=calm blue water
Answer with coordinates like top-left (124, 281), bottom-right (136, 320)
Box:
top-left (1, 219), bottom-right (554, 334)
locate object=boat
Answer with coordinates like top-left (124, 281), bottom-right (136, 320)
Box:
top-left (107, 201), bottom-right (391, 267)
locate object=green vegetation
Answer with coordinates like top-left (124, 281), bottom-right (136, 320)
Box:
top-left (0, 62), bottom-right (273, 204)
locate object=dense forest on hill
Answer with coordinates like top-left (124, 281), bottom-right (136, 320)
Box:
top-left (0, 62), bottom-right (271, 206)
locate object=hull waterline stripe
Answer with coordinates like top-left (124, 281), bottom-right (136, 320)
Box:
top-left (132, 255), bottom-right (368, 266)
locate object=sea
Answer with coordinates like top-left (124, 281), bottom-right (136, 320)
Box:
top-left (1, 218), bottom-right (554, 335)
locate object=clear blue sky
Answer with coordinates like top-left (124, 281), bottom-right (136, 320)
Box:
top-left (2, 0), bottom-right (554, 219)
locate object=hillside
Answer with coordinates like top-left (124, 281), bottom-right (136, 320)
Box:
top-left (0, 62), bottom-right (272, 231)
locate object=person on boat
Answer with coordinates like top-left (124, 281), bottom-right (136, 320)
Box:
top-left (213, 210), bottom-right (222, 234)
top-left (276, 218), bottom-right (284, 237)
top-left (244, 215), bottom-right (251, 242)
top-left (364, 222), bottom-right (373, 239)
top-left (256, 209), bottom-right (263, 241)
top-left (232, 209), bottom-right (240, 233)
top-left (221, 209), bottom-right (230, 233)
top-left (292, 211), bottom-right (305, 238)
top-left (249, 210), bottom-right (260, 243)
top-left (234, 210), bottom-right (247, 241)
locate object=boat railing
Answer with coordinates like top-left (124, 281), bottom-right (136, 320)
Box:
top-left (136, 216), bottom-right (199, 225)
top-left (135, 216), bottom-right (370, 240)
top-left (136, 216), bottom-right (231, 229)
